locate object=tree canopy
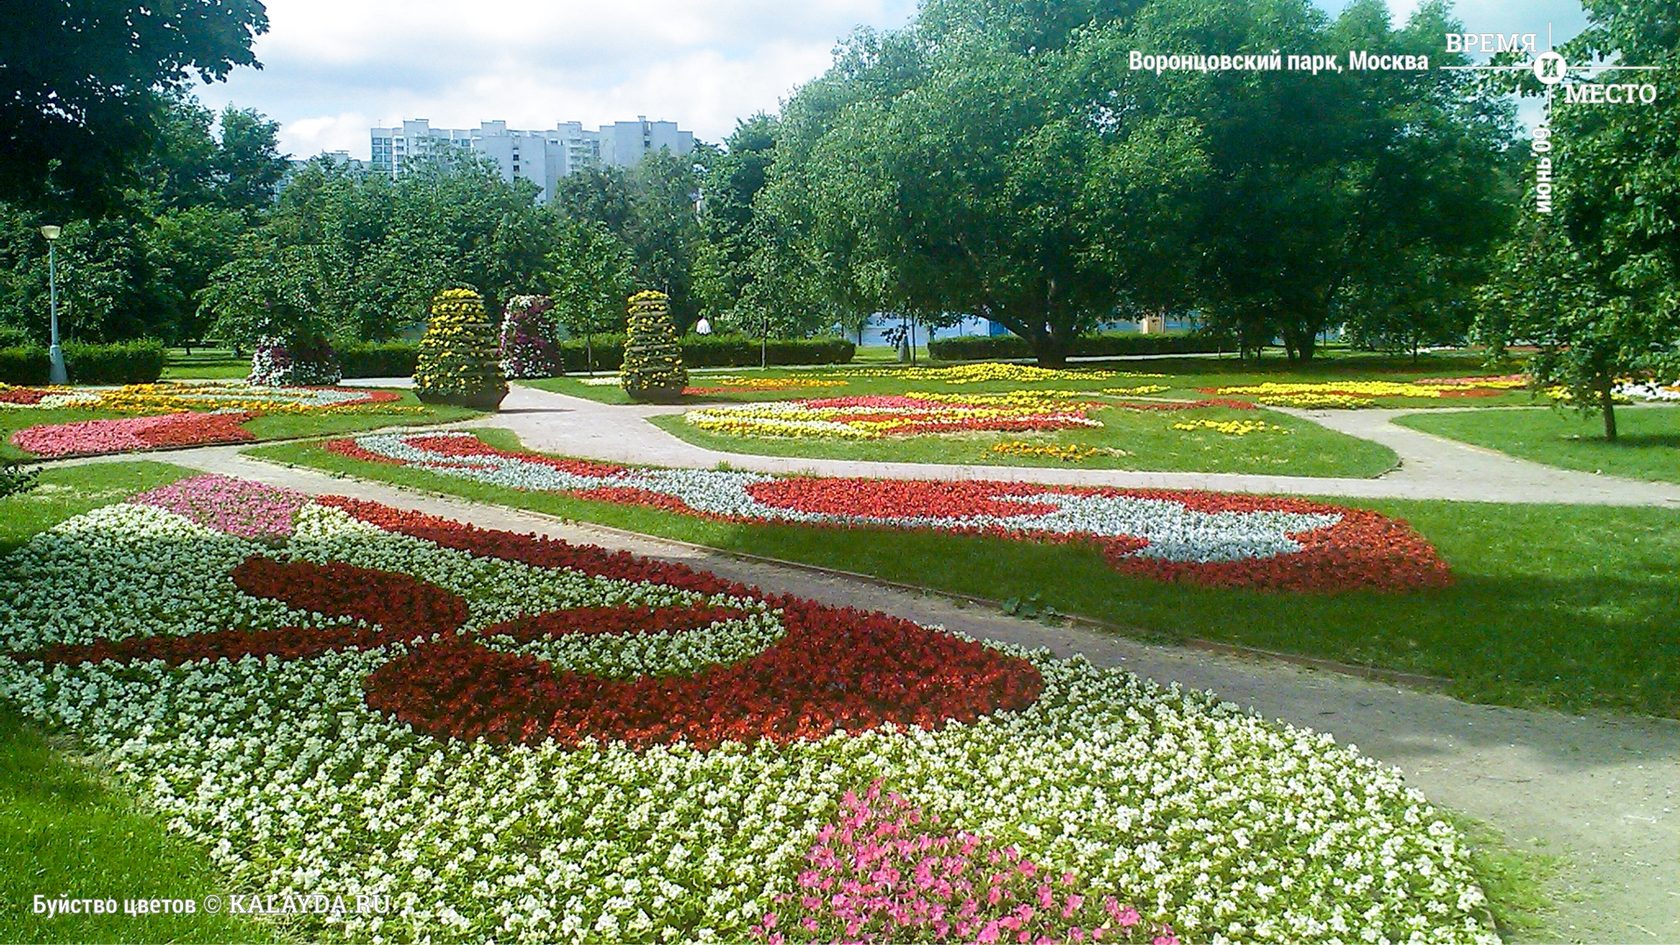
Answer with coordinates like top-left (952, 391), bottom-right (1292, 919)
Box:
top-left (0, 0), bottom-right (268, 213)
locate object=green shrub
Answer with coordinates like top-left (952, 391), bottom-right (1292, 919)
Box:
top-left (555, 334), bottom-right (855, 373)
top-left (414, 288), bottom-right (508, 410)
top-left (927, 332), bottom-right (1228, 361)
top-left (0, 341), bottom-right (166, 385)
top-left (621, 291), bottom-right (687, 402)
top-left (0, 347), bottom-right (49, 385)
top-left (340, 341), bottom-right (420, 378)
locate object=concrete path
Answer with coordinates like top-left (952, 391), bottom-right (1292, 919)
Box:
top-left (343, 380), bottom-right (1680, 508)
top-left (112, 445), bottom-right (1677, 944)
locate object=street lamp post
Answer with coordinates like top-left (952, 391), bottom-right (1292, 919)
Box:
top-left (39, 225), bottom-right (66, 385)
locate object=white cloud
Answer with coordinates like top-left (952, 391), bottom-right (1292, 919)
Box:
top-left (197, 0), bottom-right (915, 157)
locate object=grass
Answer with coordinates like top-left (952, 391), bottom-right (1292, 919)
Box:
top-left (0, 462), bottom-right (280, 943)
top-left (161, 347), bottom-right (249, 380)
top-left (255, 429), bottom-right (1680, 720)
top-left (1397, 405), bottom-right (1680, 485)
top-left (647, 405), bottom-right (1399, 477)
top-left (0, 390), bottom-right (479, 461)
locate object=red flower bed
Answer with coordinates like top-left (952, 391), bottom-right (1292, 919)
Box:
top-left (328, 435), bottom-right (1456, 594)
top-left (0, 387), bottom-right (54, 405)
top-left (1090, 489), bottom-right (1453, 592)
top-left (328, 499), bottom-right (1043, 748)
top-left (18, 558), bottom-right (467, 665)
top-left (21, 497), bottom-right (1044, 750)
top-left (746, 478), bottom-right (1061, 520)
top-left (11, 411), bottom-right (257, 458)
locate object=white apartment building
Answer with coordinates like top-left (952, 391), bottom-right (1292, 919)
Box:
top-left (369, 116), bottom-right (695, 202)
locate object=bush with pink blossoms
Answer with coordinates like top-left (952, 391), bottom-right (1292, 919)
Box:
top-left (756, 781), bottom-right (1176, 945)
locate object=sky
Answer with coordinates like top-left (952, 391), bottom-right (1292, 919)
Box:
top-left (195, 0), bottom-right (1591, 159)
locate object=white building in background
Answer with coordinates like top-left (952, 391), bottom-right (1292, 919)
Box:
top-left (369, 116), bottom-right (694, 202)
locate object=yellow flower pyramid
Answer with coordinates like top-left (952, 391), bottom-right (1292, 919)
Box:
top-left (414, 287), bottom-right (508, 410)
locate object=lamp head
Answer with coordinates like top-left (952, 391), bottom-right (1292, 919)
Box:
top-left (39, 225), bottom-right (61, 241)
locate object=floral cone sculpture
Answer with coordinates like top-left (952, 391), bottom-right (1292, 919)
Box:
top-left (497, 295), bottom-right (563, 379)
top-left (621, 290), bottom-right (687, 403)
top-left (414, 287), bottom-right (508, 410)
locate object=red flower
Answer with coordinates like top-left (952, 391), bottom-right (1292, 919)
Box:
top-left (16, 497), bottom-right (1045, 750)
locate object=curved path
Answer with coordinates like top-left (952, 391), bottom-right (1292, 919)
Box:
top-left (403, 381), bottom-right (1680, 507)
top-left (75, 444), bottom-right (1680, 943)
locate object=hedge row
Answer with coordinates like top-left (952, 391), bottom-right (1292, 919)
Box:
top-left (558, 334), bottom-right (856, 373)
top-left (927, 332), bottom-right (1228, 361)
top-left (0, 340), bottom-right (167, 385)
top-left (339, 341), bottom-right (421, 378)
top-left (331, 335), bottom-right (856, 377)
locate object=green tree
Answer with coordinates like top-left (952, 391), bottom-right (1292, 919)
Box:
top-left (212, 105), bottom-right (289, 216)
top-left (0, 0), bottom-right (267, 212)
top-left (766, 5), bottom-right (1207, 365)
top-left (545, 220), bottom-right (634, 374)
top-left (1477, 0), bottom-right (1680, 441)
top-left (1126, 0), bottom-right (1517, 362)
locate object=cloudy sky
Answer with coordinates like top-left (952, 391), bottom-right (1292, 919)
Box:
top-left (195, 0), bottom-right (1589, 159)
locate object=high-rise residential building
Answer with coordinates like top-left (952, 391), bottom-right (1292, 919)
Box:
top-left (598, 117), bottom-right (696, 170)
top-left (369, 116), bottom-right (694, 202)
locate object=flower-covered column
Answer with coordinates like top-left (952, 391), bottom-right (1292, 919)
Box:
top-left (621, 290), bottom-right (688, 402)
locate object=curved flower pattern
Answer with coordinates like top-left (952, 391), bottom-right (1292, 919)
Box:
top-left (0, 478), bottom-right (1496, 943)
top-left (11, 410), bottom-right (258, 457)
top-left (331, 432), bottom-right (1453, 592)
top-left (684, 393), bottom-right (1107, 440)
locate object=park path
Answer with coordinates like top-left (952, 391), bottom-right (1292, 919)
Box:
top-left (68, 443), bottom-right (1677, 944)
top-left (386, 380), bottom-right (1680, 507)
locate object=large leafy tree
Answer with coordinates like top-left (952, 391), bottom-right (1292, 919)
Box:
top-left (1478, 0), bottom-right (1680, 440)
top-left (1124, 0), bottom-right (1517, 361)
top-left (768, 5), bottom-right (1208, 365)
top-left (0, 92), bottom-right (283, 344)
top-left (0, 0), bottom-right (268, 213)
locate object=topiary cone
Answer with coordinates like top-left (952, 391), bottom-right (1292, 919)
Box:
top-left (414, 287), bottom-right (509, 410)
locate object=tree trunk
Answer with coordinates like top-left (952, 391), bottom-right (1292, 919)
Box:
top-left (1033, 332), bottom-right (1068, 367)
top-left (1600, 379), bottom-right (1618, 442)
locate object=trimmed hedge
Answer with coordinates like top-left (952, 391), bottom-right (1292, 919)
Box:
top-left (927, 332), bottom-right (1227, 362)
top-left (0, 340), bottom-right (166, 385)
top-left (558, 334), bottom-right (856, 373)
top-left (340, 341), bottom-right (421, 378)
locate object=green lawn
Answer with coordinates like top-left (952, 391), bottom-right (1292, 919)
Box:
top-left (254, 430), bottom-right (1680, 720)
top-left (649, 405), bottom-right (1400, 477)
top-left (1397, 405), bottom-right (1680, 485)
top-left (1, 390), bottom-right (479, 460)
top-left (0, 462), bottom-right (280, 943)
top-left (161, 347), bottom-right (249, 380)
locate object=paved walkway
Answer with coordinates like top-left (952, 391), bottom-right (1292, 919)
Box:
top-left (96, 446), bottom-right (1675, 943)
top-left (377, 381), bottom-right (1680, 507)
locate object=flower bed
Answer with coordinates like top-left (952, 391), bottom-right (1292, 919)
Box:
top-left (328, 432), bottom-right (1452, 593)
top-left (1169, 418), bottom-right (1287, 436)
top-left (0, 476), bottom-right (1496, 943)
top-left (682, 376), bottom-right (850, 395)
top-left (1206, 378), bottom-right (1525, 408)
top-left (684, 393), bottom-right (1107, 440)
top-left (0, 381), bottom-right (405, 414)
top-left (10, 411), bottom-right (258, 457)
top-left (6, 382), bottom-right (417, 458)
